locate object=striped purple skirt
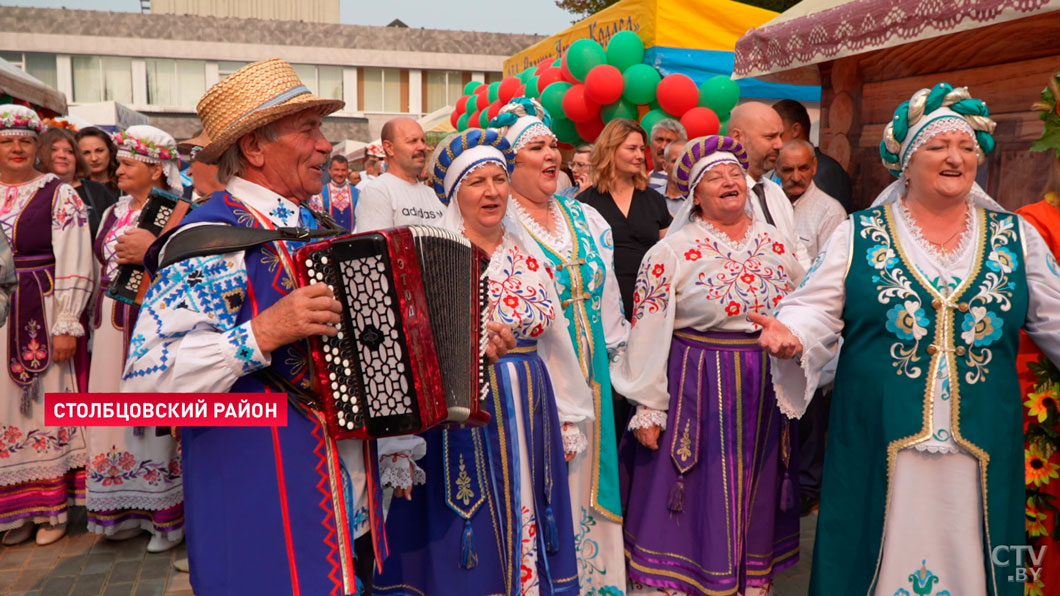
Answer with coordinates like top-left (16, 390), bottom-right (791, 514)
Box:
top-left (620, 328), bottom-right (800, 595)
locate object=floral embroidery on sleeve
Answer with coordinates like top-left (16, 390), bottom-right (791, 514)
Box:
top-left (631, 260), bottom-right (670, 327)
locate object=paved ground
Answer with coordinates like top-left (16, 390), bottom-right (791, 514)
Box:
top-left (0, 508), bottom-right (189, 596)
top-left (0, 507), bottom-right (815, 595)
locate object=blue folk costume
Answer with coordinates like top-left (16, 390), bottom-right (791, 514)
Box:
top-left (494, 98), bottom-right (630, 595)
top-left (122, 180), bottom-right (385, 596)
top-left (374, 129), bottom-right (593, 595)
top-left (309, 180), bottom-right (358, 231)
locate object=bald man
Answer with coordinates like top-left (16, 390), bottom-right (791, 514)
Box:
top-left (728, 102), bottom-right (809, 269)
top-left (353, 117), bottom-right (444, 232)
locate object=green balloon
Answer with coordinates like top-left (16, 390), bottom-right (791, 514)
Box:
top-left (540, 82), bottom-right (573, 120)
top-left (719, 119), bottom-right (728, 136)
top-left (479, 109), bottom-right (490, 128)
top-left (606, 31), bottom-right (645, 72)
top-left (457, 112), bottom-right (470, 131)
top-left (566, 39), bottom-right (607, 82)
top-left (699, 75), bottom-right (740, 115)
top-left (622, 64), bottom-right (660, 105)
top-left (488, 82), bottom-right (501, 103)
top-left (463, 95), bottom-right (478, 114)
top-left (639, 109), bottom-right (669, 136)
top-left (525, 76), bottom-right (541, 99)
top-left (520, 69), bottom-right (534, 82)
top-left (601, 98), bottom-right (638, 122)
top-left (551, 116), bottom-right (581, 145)
top-left (463, 81), bottom-right (482, 95)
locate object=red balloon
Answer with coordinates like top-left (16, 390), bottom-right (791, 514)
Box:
top-left (468, 109), bottom-right (482, 128)
top-left (537, 68), bottom-right (563, 94)
top-left (499, 77), bottom-right (521, 103)
top-left (657, 73), bottom-right (699, 117)
top-left (678, 106), bottom-right (720, 137)
top-left (562, 85), bottom-right (601, 124)
top-left (516, 84), bottom-right (526, 98)
top-left (453, 96), bottom-right (467, 115)
top-left (584, 64), bottom-right (624, 106)
top-left (475, 93), bottom-right (490, 110)
top-left (535, 58), bottom-right (555, 74)
top-left (450, 108), bottom-right (461, 129)
top-left (487, 100), bottom-right (503, 120)
top-left (679, 107), bottom-right (721, 138)
top-left (575, 117), bottom-right (606, 142)
top-left (560, 57), bottom-right (579, 84)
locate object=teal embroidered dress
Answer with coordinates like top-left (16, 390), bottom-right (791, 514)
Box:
top-left (510, 196), bottom-right (631, 595)
top-left (772, 201), bottom-right (1060, 596)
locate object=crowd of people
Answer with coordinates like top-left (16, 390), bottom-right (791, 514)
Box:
top-left (0, 57), bottom-right (1058, 596)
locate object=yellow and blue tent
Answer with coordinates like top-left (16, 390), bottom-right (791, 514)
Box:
top-left (504, 0), bottom-right (819, 101)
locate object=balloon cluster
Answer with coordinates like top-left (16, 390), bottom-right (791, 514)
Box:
top-left (450, 31), bottom-right (741, 146)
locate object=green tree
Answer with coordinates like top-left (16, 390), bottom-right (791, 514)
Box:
top-left (555, 0), bottom-right (800, 22)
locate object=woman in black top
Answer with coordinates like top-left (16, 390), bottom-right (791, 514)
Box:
top-left (577, 118), bottom-right (672, 321)
top-left (38, 128), bottom-right (118, 238)
top-left (76, 127), bottom-right (121, 200)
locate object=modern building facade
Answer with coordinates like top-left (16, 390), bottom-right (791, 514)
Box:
top-left (0, 6), bottom-right (542, 140)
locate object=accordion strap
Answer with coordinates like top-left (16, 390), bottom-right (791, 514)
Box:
top-left (254, 367), bottom-right (322, 416)
top-left (158, 224), bottom-right (341, 270)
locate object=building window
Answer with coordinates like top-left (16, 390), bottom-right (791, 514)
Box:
top-left (146, 58), bottom-right (206, 108)
top-left (1, 52), bottom-right (58, 89)
top-left (424, 70), bottom-right (464, 113)
top-left (485, 72), bottom-right (503, 84)
top-left (72, 55), bottom-right (133, 104)
top-left (363, 67), bottom-right (401, 113)
top-left (217, 61), bottom-right (249, 80)
top-left (290, 64), bottom-right (343, 101)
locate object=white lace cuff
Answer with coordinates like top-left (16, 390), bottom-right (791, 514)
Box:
top-left (378, 452), bottom-right (426, 490)
top-left (51, 315), bottom-right (85, 338)
top-left (562, 423), bottom-right (588, 456)
top-left (771, 325), bottom-right (822, 420)
top-left (627, 407), bottom-right (668, 431)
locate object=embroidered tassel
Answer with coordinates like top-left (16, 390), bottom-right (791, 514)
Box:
top-left (780, 469), bottom-right (796, 512)
top-left (460, 518), bottom-right (478, 569)
top-left (543, 505), bottom-right (559, 554)
top-left (20, 385), bottom-right (32, 416)
top-left (667, 477), bottom-right (685, 513)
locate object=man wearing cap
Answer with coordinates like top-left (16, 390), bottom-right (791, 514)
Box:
top-left (353, 118), bottom-right (444, 232)
top-left (120, 59), bottom-right (382, 595)
top-left (177, 129), bottom-right (225, 203)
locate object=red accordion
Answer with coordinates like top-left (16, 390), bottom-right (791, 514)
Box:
top-left (293, 226), bottom-right (491, 440)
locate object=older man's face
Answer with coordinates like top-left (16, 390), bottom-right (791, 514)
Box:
top-left (260, 109), bottom-right (332, 201)
top-left (651, 128), bottom-right (680, 170)
top-left (776, 143), bottom-right (817, 201)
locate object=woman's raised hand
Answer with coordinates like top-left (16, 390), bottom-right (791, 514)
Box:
top-left (747, 313), bottom-right (803, 360)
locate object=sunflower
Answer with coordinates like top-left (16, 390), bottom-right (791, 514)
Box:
top-left (1026, 442), bottom-right (1060, 487)
top-left (1024, 384), bottom-right (1059, 423)
top-left (1026, 575), bottom-right (1045, 596)
top-left (1026, 501), bottom-right (1049, 538)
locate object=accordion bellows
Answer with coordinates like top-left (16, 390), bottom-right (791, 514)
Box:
top-left (295, 226), bottom-right (491, 440)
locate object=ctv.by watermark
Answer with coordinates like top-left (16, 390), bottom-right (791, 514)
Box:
top-left (991, 545), bottom-right (1047, 582)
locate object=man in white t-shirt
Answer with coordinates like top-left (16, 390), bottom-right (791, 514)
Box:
top-left (354, 118), bottom-right (444, 232)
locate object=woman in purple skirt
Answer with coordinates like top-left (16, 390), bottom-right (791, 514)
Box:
top-left (613, 136), bottom-right (804, 596)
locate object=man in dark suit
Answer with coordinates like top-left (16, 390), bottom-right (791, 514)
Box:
top-left (772, 99), bottom-right (853, 212)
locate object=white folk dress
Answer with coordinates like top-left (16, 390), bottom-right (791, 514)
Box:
top-left (510, 196), bottom-right (631, 595)
top-left (771, 201), bottom-right (1060, 596)
top-left (0, 174), bottom-right (92, 531)
top-left (86, 196), bottom-right (183, 539)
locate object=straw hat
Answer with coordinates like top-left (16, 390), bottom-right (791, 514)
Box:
top-left (195, 58), bottom-right (344, 164)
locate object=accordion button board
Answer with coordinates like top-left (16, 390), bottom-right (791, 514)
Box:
top-left (294, 226), bottom-right (492, 440)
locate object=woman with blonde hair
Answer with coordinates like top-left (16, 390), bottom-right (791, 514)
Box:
top-left (578, 119), bottom-right (671, 322)
top-left (37, 127), bottom-right (116, 238)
